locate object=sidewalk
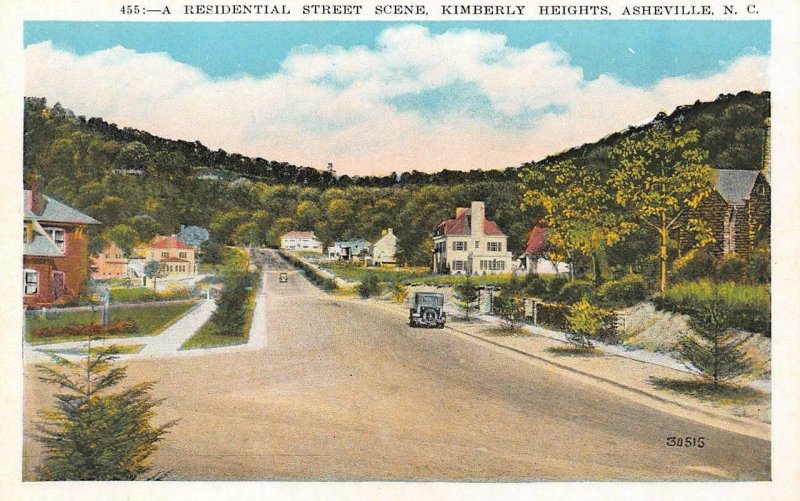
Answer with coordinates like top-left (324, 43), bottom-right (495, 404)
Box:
top-left (24, 299), bottom-right (214, 363)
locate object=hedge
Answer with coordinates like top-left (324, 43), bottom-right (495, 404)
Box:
top-left (279, 251), bottom-right (338, 291)
top-left (32, 319), bottom-right (137, 339)
top-left (654, 280), bottom-right (770, 336)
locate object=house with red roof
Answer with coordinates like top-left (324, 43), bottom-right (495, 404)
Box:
top-left (432, 201), bottom-right (512, 275)
top-left (520, 225), bottom-right (571, 275)
top-left (280, 231), bottom-right (323, 253)
top-left (145, 235), bottom-right (197, 276)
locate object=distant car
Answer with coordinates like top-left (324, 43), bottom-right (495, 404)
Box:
top-left (409, 292), bottom-right (446, 328)
top-left (279, 272), bottom-right (288, 283)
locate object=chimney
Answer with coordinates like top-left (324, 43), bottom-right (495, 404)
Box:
top-left (470, 201), bottom-right (485, 240)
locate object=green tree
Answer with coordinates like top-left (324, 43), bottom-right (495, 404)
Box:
top-left (564, 300), bottom-right (614, 348)
top-left (493, 293), bottom-right (524, 330)
top-left (677, 303), bottom-right (754, 386)
top-left (210, 271), bottom-right (255, 336)
top-left (143, 260), bottom-right (160, 289)
top-left (454, 277), bottom-right (479, 319)
top-left (609, 126), bottom-right (714, 291)
top-left (34, 344), bottom-right (175, 480)
top-left (103, 224), bottom-right (138, 255)
top-left (520, 157), bottom-right (630, 282)
top-left (390, 280), bottom-right (409, 303)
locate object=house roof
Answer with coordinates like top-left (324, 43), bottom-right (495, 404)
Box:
top-left (24, 219), bottom-right (64, 257)
top-left (524, 226), bottom-right (548, 255)
top-left (24, 190), bottom-right (101, 225)
top-left (282, 231), bottom-right (318, 239)
top-left (335, 238), bottom-right (370, 247)
top-left (151, 235), bottom-right (194, 250)
top-left (714, 169), bottom-right (761, 205)
top-left (436, 209), bottom-right (506, 237)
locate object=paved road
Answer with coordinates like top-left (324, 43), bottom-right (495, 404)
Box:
top-left (23, 249), bottom-right (770, 480)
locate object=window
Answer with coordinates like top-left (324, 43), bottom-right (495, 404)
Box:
top-left (479, 260), bottom-right (506, 271)
top-left (44, 227), bottom-right (65, 252)
top-left (179, 252), bottom-right (187, 259)
top-left (453, 241), bottom-right (467, 251)
top-left (24, 269), bottom-right (38, 295)
top-left (487, 242), bottom-right (501, 252)
top-left (475, 241), bottom-right (480, 249)
top-left (162, 252), bottom-right (169, 258)
top-left (452, 260), bottom-right (464, 271)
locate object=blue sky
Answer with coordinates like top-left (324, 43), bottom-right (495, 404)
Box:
top-left (25, 21), bottom-right (769, 85)
top-left (24, 21), bottom-right (770, 174)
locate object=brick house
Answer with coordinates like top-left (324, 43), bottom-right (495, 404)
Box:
top-left (145, 235), bottom-right (197, 276)
top-left (432, 201), bottom-right (513, 275)
top-left (679, 169), bottom-right (770, 257)
top-left (23, 188), bottom-right (101, 307)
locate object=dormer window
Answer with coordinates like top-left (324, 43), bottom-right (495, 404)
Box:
top-left (44, 227), bottom-right (65, 252)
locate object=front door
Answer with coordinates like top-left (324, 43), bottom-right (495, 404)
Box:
top-left (52, 271), bottom-right (66, 299)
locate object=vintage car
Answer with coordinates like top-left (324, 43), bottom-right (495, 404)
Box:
top-left (279, 272), bottom-right (288, 283)
top-left (409, 292), bottom-right (446, 328)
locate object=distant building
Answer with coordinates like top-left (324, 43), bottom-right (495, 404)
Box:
top-left (432, 201), bottom-right (512, 275)
top-left (680, 169), bottom-right (770, 257)
top-left (145, 235), bottom-right (197, 276)
top-left (23, 187), bottom-right (101, 307)
top-left (519, 225), bottom-right (572, 275)
top-left (329, 238), bottom-right (370, 261)
top-left (91, 242), bottom-right (129, 279)
top-left (280, 231), bottom-right (323, 253)
top-left (371, 228), bottom-right (398, 266)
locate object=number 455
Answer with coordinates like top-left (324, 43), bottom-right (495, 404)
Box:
top-left (120, 5), bottom-right (141, 14)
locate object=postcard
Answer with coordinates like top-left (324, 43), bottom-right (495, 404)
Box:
top-left (2, 0), bottom-right (799, 499)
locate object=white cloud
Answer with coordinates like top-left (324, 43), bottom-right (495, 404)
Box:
top-left (25, 26), bottom-right (769, 176)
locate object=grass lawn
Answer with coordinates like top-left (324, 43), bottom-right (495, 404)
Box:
top-left (648, 376), bottom-right (768, 405)
top-left (319, 262), bottom-right (426, 283)
top-left (181, 286), bottom-right (257, 350)
top-left (25, 301), bottom-right (199, 345)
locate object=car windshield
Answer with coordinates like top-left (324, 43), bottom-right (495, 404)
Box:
top-left (415, 294), bottom-right (443, 307)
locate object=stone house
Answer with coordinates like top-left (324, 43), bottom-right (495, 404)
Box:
top-left (432, 201), bottom-right (513, 275)
top-left (680, 169), bottom-right (770, 257)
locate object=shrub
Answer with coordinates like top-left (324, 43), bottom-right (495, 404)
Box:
top-left (564, 300), bottom-right (615, 348)
top-left (280, 251), bottom-right (338, 291)
top-left (596, 274), bottom-right (649, 307)
top-left (522, 275), bottom-right (548, 297)
top-left (493, 294), bottom-right (525, 329)
top-left (672, 248), bottom-right (715, 283)
top-left (746, 248), bottom-right (771, 284)
top-left (358, 273), bottom-right (381, 298)
top-left (110, 287), bottom-right (158, 303)
top-left (534, 302), bottom-right (571, 330)
top-left (390, 280), bottom-right (409, 303)
top-left (558, 280), bottom-right (595, 304)
top-left (32, 319), bottom-right (137, 339)
top-left (715, 253), bottom-right (748, 283)
top-left (159, 285), bottom-right (193, 300)
top-left (655, 280), bottom-right (770, 336)
top-left (547, 275), bottom-right (569, 298)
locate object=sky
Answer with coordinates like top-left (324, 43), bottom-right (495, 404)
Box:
top-left (24, 21), bottom-right (770, 175)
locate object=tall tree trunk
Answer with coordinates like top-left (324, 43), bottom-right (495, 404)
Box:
top-left (659, 216), bottom-right (668, 292)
